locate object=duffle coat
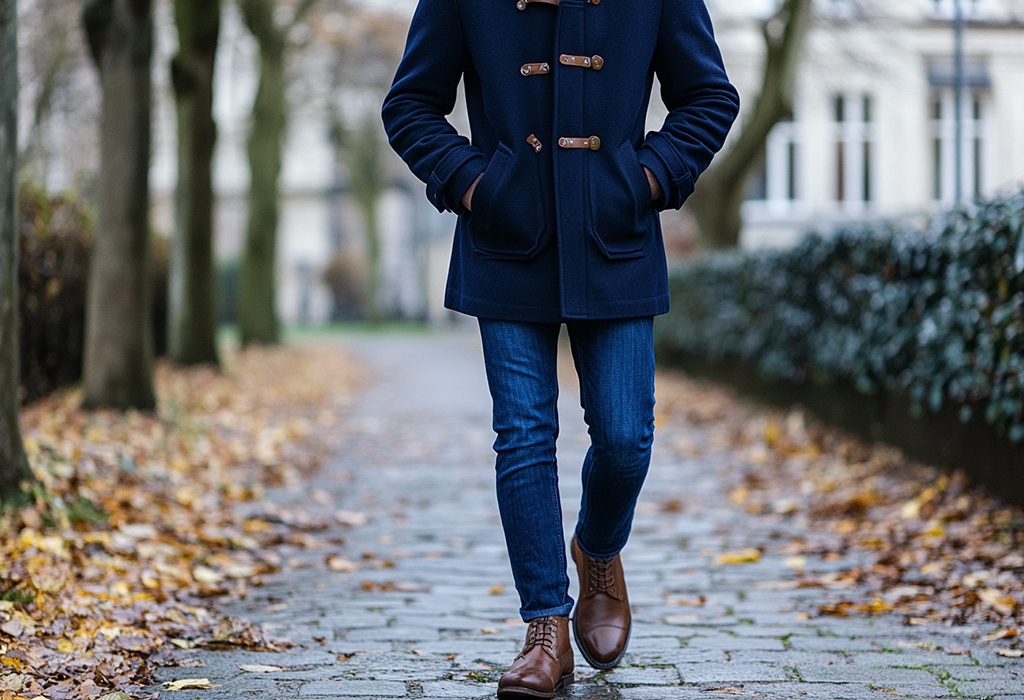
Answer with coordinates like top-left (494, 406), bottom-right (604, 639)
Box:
top-left (381, 0), bottom-right (740, 322)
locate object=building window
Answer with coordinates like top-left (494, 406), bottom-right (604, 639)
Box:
top-left (833, 93), bottom-right (873, 210)
top-left (746, 114), bottom-right (799, 207)
top-left (931, 88), bottom-right (988, 203)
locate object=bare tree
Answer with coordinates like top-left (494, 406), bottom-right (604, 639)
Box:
top-left (1, 0), bottom-right (33, 506)
top-left (236, 0), bottom-right (318, 346)
top-left (322, 8), bottom-right (406, 321)
top-left (81, 0), bottom-right (156, 410)
top-left (168, 0), bottom-right (221, 366)
top-left (689, 0), bottom-right (813, 249)
top-left (334, 115), bottom-right (385, 321)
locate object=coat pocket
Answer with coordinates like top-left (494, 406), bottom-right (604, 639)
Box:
top-left (588, 141), bottom-right (655, 259)
top-left (467, 142), bottom-right (549, 260)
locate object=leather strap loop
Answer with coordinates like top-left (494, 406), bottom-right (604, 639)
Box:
top-left (520, 62), bottom-right (550, 76)
top-left (526, 134), bottom-right (544, 153)
top-left (558, 136), bottom-right (601, 151)
top-left (559, 54), bottom-right (604, 70)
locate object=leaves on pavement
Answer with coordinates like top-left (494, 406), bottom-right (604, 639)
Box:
top-left (0, 345), bottom-right (362, 699)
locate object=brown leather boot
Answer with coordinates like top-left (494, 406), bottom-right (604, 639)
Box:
top-left (571, 537), bottom-right (631, 669)
top-left (497, 615), bottom-right (574, 699)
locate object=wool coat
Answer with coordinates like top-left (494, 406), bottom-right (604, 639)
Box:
top-left (382, 0), bottom-right (740, 322)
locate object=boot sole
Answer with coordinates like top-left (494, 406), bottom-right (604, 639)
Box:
top-left (571, 613), bottom-right (632, 671)
top-left (496, 672), bottom-right (574, 699)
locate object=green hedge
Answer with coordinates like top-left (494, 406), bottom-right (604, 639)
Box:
top-left (658, 190), bottom-right (1024, 442)
top-left (18, 185), bottom-right (94, 403)
top-left (18, 184), bottom-right (170, 403)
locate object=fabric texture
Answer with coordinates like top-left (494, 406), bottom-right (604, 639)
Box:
top-left (382, 0), bottom-right (739, 322)
top-left (478, 317), bottom-right (656, 620)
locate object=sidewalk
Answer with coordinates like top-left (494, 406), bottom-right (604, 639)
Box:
top-left (157, 330), bottom-right (1023, 699)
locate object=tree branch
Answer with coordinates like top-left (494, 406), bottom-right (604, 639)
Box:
top-left (290, 0), bottom-right (319, 28)
top-left (712, 0), bottom-right (812, 190)
top-left (82, 0), bottom-right (113, 65)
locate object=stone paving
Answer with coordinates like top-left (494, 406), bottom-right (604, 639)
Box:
top-left (155, 330), bottom-right (1023, 699)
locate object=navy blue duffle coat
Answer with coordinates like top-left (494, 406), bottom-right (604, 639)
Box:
top-left (382, 0), bottom-right (740, 322)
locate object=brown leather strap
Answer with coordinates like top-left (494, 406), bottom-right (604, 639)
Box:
top-left (520, 62), bottom-right (550, 77)
top-left (526, 134), bottom-right (544, 153)
top-left (558, 136), bottom-right (601, 151)
top-left (517, 0), bottom-right (599, 9)
top-left (559, 54), bottom-right (604, 70)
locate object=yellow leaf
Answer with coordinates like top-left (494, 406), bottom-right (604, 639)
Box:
top-left (900, 499), bottom-right (921, 520)
top-left (982, 628), bottom-right (1018, 642)
top-left (489, 585), bottom-right (504, 595)
top-left (729, 487), bottom-right (749, 506)
top-left (715, 548), bottom-right (761, 565)
top-left (979, 589), bottom-right (1016, 616)
top-left (863, 597), bottom-right (894, 614)
top-left (921, 520), bottom-right (945, 538)
top-left (785, 556), bottom-right (807, 571)
top-left (325, 556), bottom-right (358, 573)
top-left (192, 566), bottom-right (223, 584)
top-left (57, 639), bottom-right (74, 654)
top-left (163, 678), bottom-right (213, 691)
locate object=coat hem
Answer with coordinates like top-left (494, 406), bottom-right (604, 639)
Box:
top-left (445, 289), bottom-right (670, 322)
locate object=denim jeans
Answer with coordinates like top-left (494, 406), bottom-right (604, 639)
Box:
top-left (478, 317), bottom-right (655, 621)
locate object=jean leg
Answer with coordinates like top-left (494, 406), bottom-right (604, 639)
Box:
top-left (568, 317), bottom-right (655, 559)
top-left (478, 319), bottom-right (574, 621)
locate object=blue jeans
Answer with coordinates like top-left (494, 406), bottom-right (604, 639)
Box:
top-left (478, 317), bottom-right (655, 621)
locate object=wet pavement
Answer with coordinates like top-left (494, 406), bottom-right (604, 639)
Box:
top-left (157, 329), bottom-right (1024, 699)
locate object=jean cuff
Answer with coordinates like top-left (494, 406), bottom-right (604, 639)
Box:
top-left (521, 601), bottom-right (575, 622)
top-left (573, 530), bottom-right (622, 561)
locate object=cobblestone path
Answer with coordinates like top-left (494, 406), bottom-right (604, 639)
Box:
top-left (157, 330), bottom-right (1023, 699)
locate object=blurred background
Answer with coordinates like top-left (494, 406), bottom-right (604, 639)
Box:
top-left (15, 0), bottom-right (1024, 335)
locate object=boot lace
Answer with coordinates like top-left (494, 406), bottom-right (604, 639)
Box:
top-left (522, 616), bottom-right (558, 654)
top-left (587, 557), bottom-right (618, 597)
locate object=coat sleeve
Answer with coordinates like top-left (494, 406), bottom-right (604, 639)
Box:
top-left (381, 0), bottom-right (486, 214)
top-left (636, 0), bottom-right (740, 211)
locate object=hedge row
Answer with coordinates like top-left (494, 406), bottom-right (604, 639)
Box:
top-left (657, 190), bottom-right (1024, 443)
top-left (18, 184), bottom-right (169, 403)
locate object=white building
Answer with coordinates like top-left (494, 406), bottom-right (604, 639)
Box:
top-left (706, 0), bottom-right (1024, 248)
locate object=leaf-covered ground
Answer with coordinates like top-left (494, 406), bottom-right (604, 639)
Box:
top-left (656, 371), bottom-right (1024, 656)
top-left (0, 345), bottom-right (363, 700)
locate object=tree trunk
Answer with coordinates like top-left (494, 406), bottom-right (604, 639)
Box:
top-left (237, 0), bottom-right (286, 346)
top-left (169, 0), bottom-right (220, 366)
top-left (688, 0), bottom-right (813, 250)
top-left (339, 116), bottom-right (386, 322)
top-left (81, 0), bottom-right (156, 410)
top-left (0, 0), bottom-right (33, 505)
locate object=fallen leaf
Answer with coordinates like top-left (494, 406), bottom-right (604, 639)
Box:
top-left (163, 678), bottom-right (213, 691)
top-left (982, 629), bottom-right (1018, 642)
top-left (0, 621), bottom-right (25, 638)
top-left (489, 584), bottom-right (504, 595)
top-left (326, 556), bottom-right (359, 572)
top-left (238, 664), bottom-right (285, 673)
top-left (334, 511), bottom-right (368, 527)
top-left (715, 548), bottom-right (761, 565)
top-left (996, 649), bottom-right (1024, 658)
